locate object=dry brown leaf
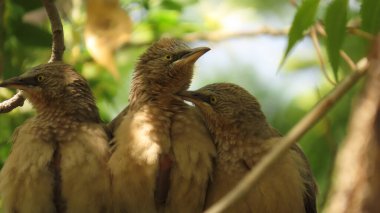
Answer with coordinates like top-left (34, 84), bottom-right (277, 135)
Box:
top-left (85, 0), bottom-right (132, 79)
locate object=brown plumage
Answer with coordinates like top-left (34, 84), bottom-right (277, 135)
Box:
top-left (108, 38), bottom-right (216, 212)
top-left (0, 62), bottom-right (111, 212)
top-left (180, 83), bottom-right (317, 213)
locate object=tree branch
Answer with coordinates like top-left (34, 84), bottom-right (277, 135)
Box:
top-left (324, 35), bottom-right (380, 213)
top-left (0, 0), bottom-right (65, 114)
top-left (0, 91), bottom-right (25, 113)
top-left (42, 0), bottom-right (65, 62)
top-left (310, 26), bottom-right (336, 85)
top-left (182, 27), bottom-right (289, 42)
top-left (205, 57), bottom-right (369, 213)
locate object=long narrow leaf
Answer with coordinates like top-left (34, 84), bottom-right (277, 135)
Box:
top-left (361, 0), bottom-right (380, 34)
top-left (282, 0), bottom-right (320, 65)
top-left (325, 0), bottom-right (348, 80)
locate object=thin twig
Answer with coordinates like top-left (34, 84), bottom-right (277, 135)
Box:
top-left (42, 0), bottom-right (65, 62)
top-left (0, 91), bottom-right (25, 113)
top-left (289, 0), bottom-right (298, 7)
top-left (182, 27), bottom-right (289, 42)
top-left (310, 26), bottom-right (336, 85)
top-left (205, 57), bottom-right (369, 213)
top-left (340, 50), bottom-right (357, 71)
top-left (0, 0), bottom-right (65, 114)
top-left (347, 27), bottom-right (375, 41)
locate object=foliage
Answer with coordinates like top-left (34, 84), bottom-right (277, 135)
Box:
top-left (324, 0), bottom-right (348, 80)
top-left (283, 0), bottom-right (319, 64)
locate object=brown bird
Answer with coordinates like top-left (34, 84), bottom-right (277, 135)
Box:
top-left (0, 62), bottom-right (111, 212)
top-left (108, 38), bottom-right (216, 213)
top-left (180, 83), bottom-right (317, 213)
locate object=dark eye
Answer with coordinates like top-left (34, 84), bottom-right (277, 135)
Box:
top-left (210, 96), bottom-right (217, 104)
top-left (36, 75), bottom-right (45, 82)
top-left (165, 55), bottom-right (172, 60)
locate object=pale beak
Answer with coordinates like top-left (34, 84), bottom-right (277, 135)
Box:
top-left (175, 47), bottom-right (210, 66)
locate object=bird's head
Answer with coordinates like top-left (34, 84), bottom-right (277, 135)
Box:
top-left (179, 83), bottom-right (266, 135)
top-left (131, 38), bottom-right (210, 99)
top-left (0, 62), bottom-right (99, 121)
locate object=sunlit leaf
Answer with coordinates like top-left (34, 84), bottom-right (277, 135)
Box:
top-left (325, 0), bottom-right (348, 80)
top-left (161, 0), bottom-right (183, 11)
top-left (282, 0), bottom-right (320, 65)
top-left (85, 0), bottom-right (133, 79)
top-left (361, 0), bottom-right (380, 34)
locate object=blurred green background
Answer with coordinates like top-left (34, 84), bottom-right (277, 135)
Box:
top-left (0, 0), bottom-right (369, 210)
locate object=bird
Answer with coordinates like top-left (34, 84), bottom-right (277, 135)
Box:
top-left (0, 62), bottom-right (111, 212)
top-left (179, 83), bottom-right (318, 213)
top-left (108, 38), bottom-right (216, 213)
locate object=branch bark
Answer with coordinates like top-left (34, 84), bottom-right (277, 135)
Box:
top-left (182, 27), bottom-right (289, 42)
top-left (323, 35), bottom-right (380, 213)
top-left (0, 0), bottom-right (65, 114)
top-left (205, 57), bottom-right (369, 213)
top-left (0, 91), bottom-right (25, 113)
top-left (42, 0), bottom-right (65, 63)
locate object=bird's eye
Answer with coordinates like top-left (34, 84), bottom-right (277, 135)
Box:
top-left (210, 96), bottom-right (217, 104)
top-left (165, 55), bottom-right (172, 60)
top-left (36, 75), bottom-right (45, 82)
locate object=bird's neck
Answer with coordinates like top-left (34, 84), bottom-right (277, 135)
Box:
top-left (32, 96), bottom-right (100, 123)
top-left (128, 68), bottom-right (190, 105)
top-left (129, 80), bottom-right (184, 112)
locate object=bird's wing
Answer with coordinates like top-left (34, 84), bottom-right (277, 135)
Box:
top-left (165, 106), bottom-right (216, 212)
top-left (291, 144), bottom-right (318, 213)
top-left (265, 129), bottom-right (317, 213)
top-left (107, 105), bottom-right (130, 151)
top-left (10, 118), bottom-right (34, 145)
top-left (107, 105), bottom-right (130, 136)
top-left (154, 153), bottom-right (173, 206)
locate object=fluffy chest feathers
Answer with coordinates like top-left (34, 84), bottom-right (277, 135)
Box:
top-left (0, 116), bottom-right (111, 213)
top-left (110, 103), bottom-right (175, 212)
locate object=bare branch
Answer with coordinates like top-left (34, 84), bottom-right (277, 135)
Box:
top-left (339, 50), bottom-right (357, 72)
top-left (347, 27), bottom-right (375, 41)
top-left (310, 26), bottom-right (336, 85)
top-left (205, 57), bottom-right (369, 213)
top-left (0, 91), bottom-right (25, 113)
top-left (42, 0), bottom-right (65, 62)
top-left (182, 27), bottom-right (289, 42)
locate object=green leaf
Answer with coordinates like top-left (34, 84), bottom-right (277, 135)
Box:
top-left (161, 0), bottom-right (183, 11)
top-left (325, 0), bottom-right (348, 80)
top-left (361, 0), bottom-right (380, 34)
top-left (282, 0), bottom-right (320, 64)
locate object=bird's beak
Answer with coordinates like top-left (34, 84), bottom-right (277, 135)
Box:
top-left (0, 75), bottom-right (38, 90)
top-left (175, 47), bottom-right (210, 66)
top-left (178, 90), bottom-right (209, 106)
